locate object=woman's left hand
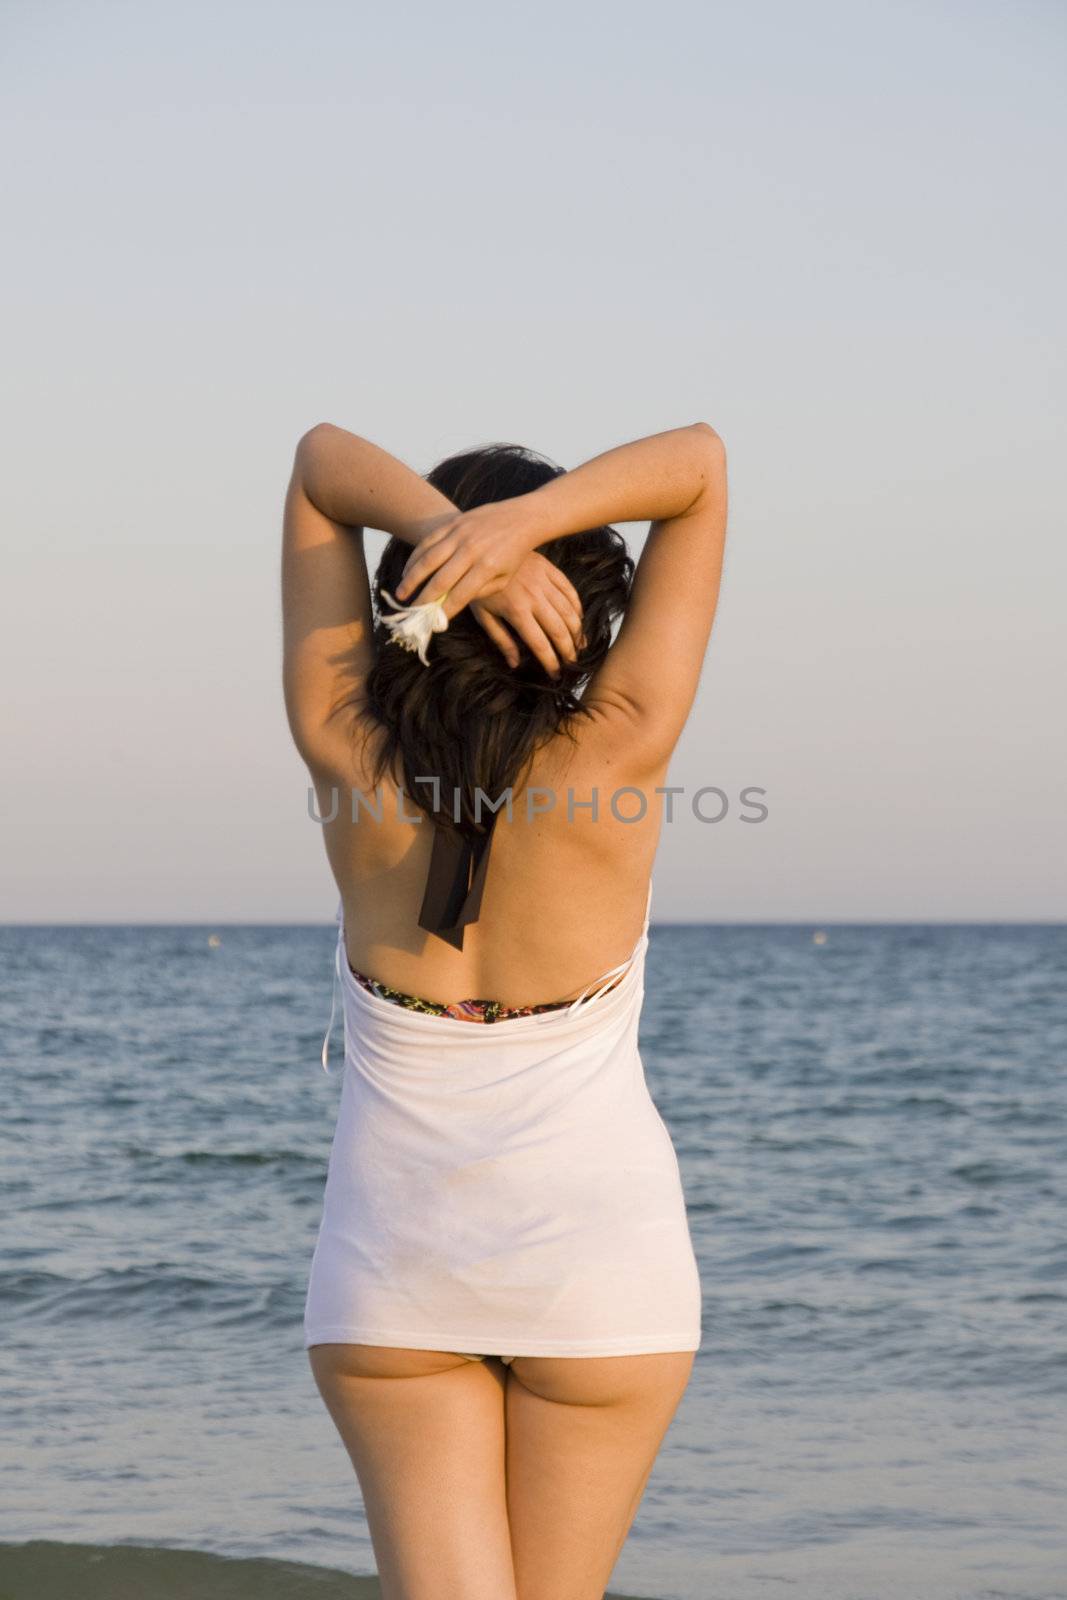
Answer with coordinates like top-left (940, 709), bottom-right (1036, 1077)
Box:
top-left (469, 553), bottom-right (585, 678)
top-left (395, 498), bottom-right (545, 617)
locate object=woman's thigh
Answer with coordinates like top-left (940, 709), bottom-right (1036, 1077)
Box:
top-left (504, 1351), bottom-right (696, 1600)
top-left (308, 1343), bottom-right (517, 1600)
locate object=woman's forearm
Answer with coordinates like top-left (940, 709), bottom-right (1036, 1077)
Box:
top-left (296, 423), bottom-right (455, 546)
top-left (519, 423), bottom-right (724, 541)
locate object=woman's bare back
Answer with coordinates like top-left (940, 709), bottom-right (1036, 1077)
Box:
top-left (319, 711), bottom-right (666, 1009)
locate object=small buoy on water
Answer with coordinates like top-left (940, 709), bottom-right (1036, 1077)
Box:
top-left (208, 934), bottom-right (222, 948)
top-left (812, 930), bottom-right (828, 946)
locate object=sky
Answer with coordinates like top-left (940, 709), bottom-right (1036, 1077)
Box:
top-left (1, 0), bottom-right (1064, 922)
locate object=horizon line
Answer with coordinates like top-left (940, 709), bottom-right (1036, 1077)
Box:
top-left (2, 918), bottom-right (1064, 930)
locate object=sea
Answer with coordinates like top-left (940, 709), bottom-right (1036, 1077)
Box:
top-left (1, 922), bottom-right (1065, 1600)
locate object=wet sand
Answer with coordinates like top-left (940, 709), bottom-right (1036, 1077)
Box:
top-left (0, 1540), bottom-right (657, 1598)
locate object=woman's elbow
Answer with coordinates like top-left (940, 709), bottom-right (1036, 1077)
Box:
top-left (691, 420), bottom-right (726, 455)
top-left (297, 421), bottom-right (336, 454)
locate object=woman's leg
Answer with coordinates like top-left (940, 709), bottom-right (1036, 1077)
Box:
top-left (503, 1351), bottom-right (696, 1600)
top-left (308, 1343), bottom-right (517, 1600)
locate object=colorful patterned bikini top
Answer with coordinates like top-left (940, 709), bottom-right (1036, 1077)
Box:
top-left (345, 962), bottom-right (593, 1024)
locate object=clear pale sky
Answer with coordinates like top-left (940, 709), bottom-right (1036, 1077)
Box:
top-left (2, 1), bottom-right (1064, 922)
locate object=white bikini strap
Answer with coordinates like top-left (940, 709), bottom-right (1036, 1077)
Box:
top-left (564, 954), bottom-right (636, 1017)
top-left (320, 899), bottom-right (344, 1075)
top-left (565, 880), bottom-right (652, 1018)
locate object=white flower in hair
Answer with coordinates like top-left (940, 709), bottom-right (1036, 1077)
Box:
top-left (379, 588), bottom-right (451, 667)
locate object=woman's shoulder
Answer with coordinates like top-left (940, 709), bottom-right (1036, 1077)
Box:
top-left (524, 708), bottom-right (671, 802)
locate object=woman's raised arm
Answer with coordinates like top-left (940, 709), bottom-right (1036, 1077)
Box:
top-left (281, 424), bottom-right (453, 777)
top-left (569, 425), bottom-right (728, 772)
top-left (396, 423), bottom-right (719, 610)
top-left (519, 422), bottom-right (722, 544)
top-left (282, 425), bottom-right (585, 776)
top-left (396, 423), bottom-right (727, 773)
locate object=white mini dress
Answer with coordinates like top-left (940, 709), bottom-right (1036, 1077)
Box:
top-left (303, 880), bottom-right (703, 1358)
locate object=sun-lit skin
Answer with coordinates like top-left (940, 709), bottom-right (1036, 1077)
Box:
top-left (284, 420), bottom-right (727, 1599)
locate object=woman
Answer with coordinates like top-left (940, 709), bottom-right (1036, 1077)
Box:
top-left (282, 418), bottom-right (728, 1600)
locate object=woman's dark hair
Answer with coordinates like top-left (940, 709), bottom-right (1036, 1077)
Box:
top-left (362, 443), bottom-right (634, 841)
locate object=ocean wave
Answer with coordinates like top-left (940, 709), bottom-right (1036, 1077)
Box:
top-left (5, 1265), bottom-right (302, 1328)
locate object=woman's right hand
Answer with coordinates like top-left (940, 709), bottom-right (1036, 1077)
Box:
top-left (394, 498), bottom-right (546, 619)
